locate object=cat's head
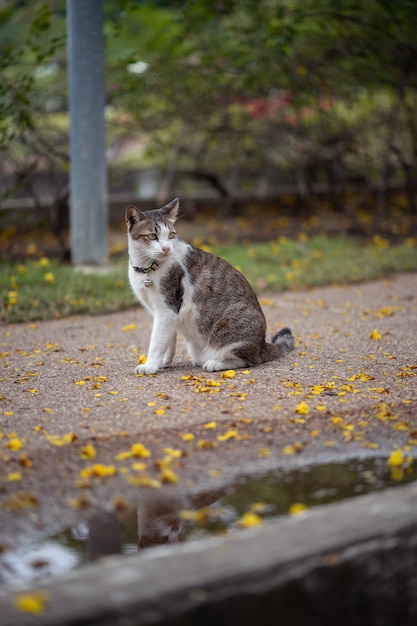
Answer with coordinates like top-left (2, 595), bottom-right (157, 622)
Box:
top-left (126, 198), bottom-right (179, 263)
top-left (137, 493), bottom-right (187, 550)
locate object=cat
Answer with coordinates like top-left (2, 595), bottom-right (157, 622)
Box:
top-left (137, 494), bottom-right (187, 550)
top-left (137, 489), bottom-right (227, 550)
top-left (126, 197), bottom-right (294, 375)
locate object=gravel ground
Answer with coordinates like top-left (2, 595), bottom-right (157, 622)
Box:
top-left (0, 272), bottom-right (416, 549)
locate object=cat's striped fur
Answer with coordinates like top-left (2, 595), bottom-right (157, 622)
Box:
top-left (126, 198), bottom-right (294, 375)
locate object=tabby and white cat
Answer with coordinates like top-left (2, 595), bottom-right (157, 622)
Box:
top-left (126, 198), bottom-right (294, 375)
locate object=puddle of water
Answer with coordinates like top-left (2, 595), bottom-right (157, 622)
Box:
top-left (1, 456), bottom-right (416, 587)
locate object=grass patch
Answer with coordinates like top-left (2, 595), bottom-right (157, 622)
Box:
top-left (210, 234), bottom-right (417, 292)
top-left (1, 258), bottom-right (135, 324)
top-left (1, 235), bottom-right (416, 324)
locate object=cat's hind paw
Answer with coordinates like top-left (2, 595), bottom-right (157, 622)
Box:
top-left (135, 363), bottom-right (159, 375)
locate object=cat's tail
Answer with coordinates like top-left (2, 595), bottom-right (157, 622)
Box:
top-left (261, 327), bottom-right (294, 362)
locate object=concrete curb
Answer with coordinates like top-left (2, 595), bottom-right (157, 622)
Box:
top-left (1, 481), bottom-right (417, 625)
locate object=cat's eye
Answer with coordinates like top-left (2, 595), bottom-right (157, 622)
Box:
top-left (168, 232), bottom-right (176, 239)
top-left (146, 233), bottom-right (158, 241)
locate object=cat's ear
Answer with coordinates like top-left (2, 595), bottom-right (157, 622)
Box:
top-left (159, 197), bottom-right (179, 222)
top-left (125, 205), bottom-right (145, 229)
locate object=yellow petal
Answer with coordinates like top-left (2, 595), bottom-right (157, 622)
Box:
top-left (160, 468), bottom-right (179, 483)
top-left (295, 401), bottom-right (309, 415)
top-left (197, 439), bottom-right (215, 449)
top-left (216, 430), bottom-right (238, 442)
top-left (130, 443), bottom-right (151, 458)
top-left (115, 450), bottom-right (132, 461)
top-left (126, 474), bottom-right (161, 488)
top-left (80, 443), bottom-right (96, 459)
top-left (122, 323), bottom-right (137, 331)
top-left (289, 502), bottom-right (307, 516)
top-left (387, 450), bottom-right (404, 467)
top-left (14, 591), bottom-right (50, 614)
top-left (6, 437), bottom-right (23, 451)
top-left (7, 472), bottom-right (22, 481)
top-left (131, 462), bottom-right (147, 471)
top-left (164, 447), bottom-right (182, 458)
top-left (221, 370), bottom-right (236, 379)
top-left (237, 511), bottom-right (263, 528)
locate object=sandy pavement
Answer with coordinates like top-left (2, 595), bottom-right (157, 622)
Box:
top-left (0, 272), bottom-right (416, 547)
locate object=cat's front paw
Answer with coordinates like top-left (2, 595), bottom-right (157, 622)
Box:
top-left (135, 363), bottom-right (159, 375)
top-left (203, 360), bottom-right (224, 372)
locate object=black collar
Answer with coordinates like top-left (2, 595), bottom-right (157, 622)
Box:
top-left (130, 258), bottom-right (159, 274)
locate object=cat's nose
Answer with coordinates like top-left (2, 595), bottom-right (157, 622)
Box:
top-left (161, 245), bottom-right (170, 255)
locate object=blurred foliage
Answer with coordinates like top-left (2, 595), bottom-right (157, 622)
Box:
top-left (106, 0), bottom-right (417, 208)
top-left (0, 1), bottom-right (68, 234)
top-left (1, 0), bottom-right (417, 219)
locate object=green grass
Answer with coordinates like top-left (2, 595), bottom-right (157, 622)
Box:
top-left (210, 234), bottom-right (417, 292)
top-left (1, 235), bottom-right (416, 324)
top-left (1, 258), bottom-right (135, 324)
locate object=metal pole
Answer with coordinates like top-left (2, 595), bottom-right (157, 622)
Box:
top-left (67, 0), bottom-right (107, 266)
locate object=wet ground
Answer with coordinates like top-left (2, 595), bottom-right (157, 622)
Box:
top-left (0, 273), bottom-right (416, 586)
top-left (2, 455), bottom-right (417, 587)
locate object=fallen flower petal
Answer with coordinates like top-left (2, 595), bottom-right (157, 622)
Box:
top-left (160, 468), bottom-right (179, 483)
top-left (5, 438), bottom-right (23, 451)
top-left (289, 502), bottom-right (308, 516)
top-left (47, 433), bottom-right (77, 446)
top-left (237, 511), bottom-right (263, 528)
top-left (7, 472), bottom-right (22, 481)
top-left (164, 447), bottom-right (182, 458)
top-left (122, 323), bottom-right (137, 331)
top-left (217, 430), bottom-right (238, 442)
top-left (127, 475), bottom-right (161, 488)
top-left (197, 439), bottom-right (216, 449)
top-left (387, 450), bottom-right (404, 467)
top-left (131, 462), bottom-right (147, 471)
top-left (14, 591), bottom-right (50, 614)
top-left (221, 370), bottom-right (236, 379)
top-left (295, 401), bottom-right (309, 415)
top-left (115, 450), bottom-right (132, 461)
top-left (80, 443), bottom-right (96, 460)
top-left (80, 464), bottom-right (117, 478)
top-left (19, 453), bottom-right (32, 467)
top-left (131, 443), bottom-right (151, 458)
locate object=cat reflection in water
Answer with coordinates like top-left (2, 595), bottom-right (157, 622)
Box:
top-left (126, 198), bottom-right (294, 375)
top-left (137, 494), bottom-right (187, 550)
top-left (137, 491), bottom-right (230, 550)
